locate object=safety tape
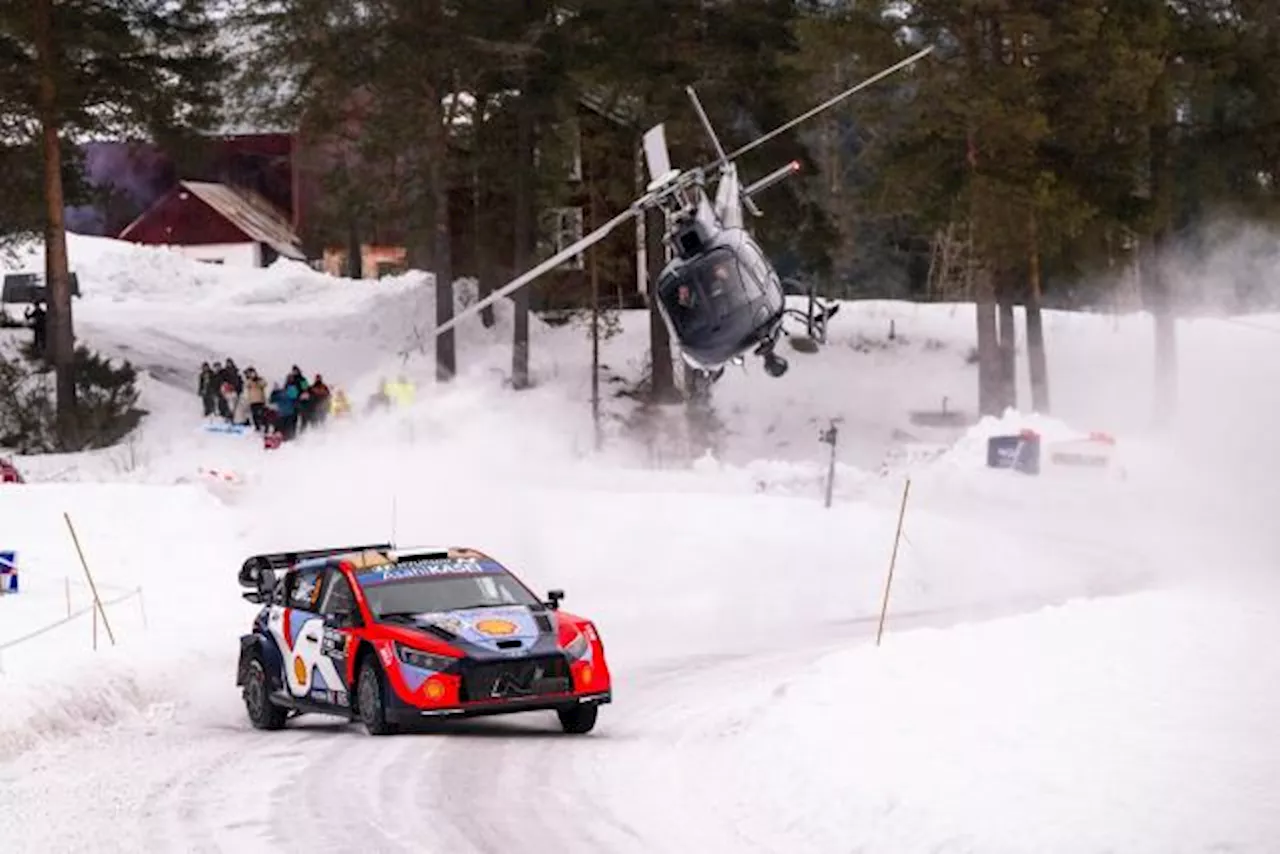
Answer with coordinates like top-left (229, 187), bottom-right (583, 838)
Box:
top-left (0, 587), bottom-right (143, 654)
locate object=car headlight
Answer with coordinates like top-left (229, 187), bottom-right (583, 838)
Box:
top-left (564, 627), bottom-right (590, 660)
top-left (395, 643), bottom-right (458, 673)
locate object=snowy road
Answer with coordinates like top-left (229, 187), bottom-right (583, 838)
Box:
top-left (0, 465), bottom-right (1186, 854)
top-left (0, 589), bottom-right (1112, 854)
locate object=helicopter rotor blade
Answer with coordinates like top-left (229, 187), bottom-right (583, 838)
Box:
top-left (686, 85), bottom-right (730, 171)
top-left (712, 45), bottom-right (933, 170)
top-left (431, 205), bottom-right (643, 339)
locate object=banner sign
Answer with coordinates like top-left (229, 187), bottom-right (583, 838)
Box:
top-left (986, 430), bottom-right (1041, 475)
top-left (0, 551), bottom-right (17, 594)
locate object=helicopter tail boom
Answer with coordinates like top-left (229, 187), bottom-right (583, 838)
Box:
top-left (742, 160), bottom-right (802, 209)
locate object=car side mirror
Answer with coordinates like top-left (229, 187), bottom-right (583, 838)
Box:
top-left (242, 590), bottom-right (264, 604)
top-left (546, 589), bottom-right (564, 610)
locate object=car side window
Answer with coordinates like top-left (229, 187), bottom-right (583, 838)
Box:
top-left (288, 568), bottom-right (326, 612)
top-left (319, 571), bottom-right (356, 617)
top-left (271, 573), bottom-right (288, 606)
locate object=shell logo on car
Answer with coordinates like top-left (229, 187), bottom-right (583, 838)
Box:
top-left (475, 618), bottom-right (517, 636)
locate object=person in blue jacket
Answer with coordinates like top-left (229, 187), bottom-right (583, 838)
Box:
top-left (269, 383), bottom-right (299, 440)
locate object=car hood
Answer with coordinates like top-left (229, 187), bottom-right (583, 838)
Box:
top-left (396, 605), bottom-right (558, 658)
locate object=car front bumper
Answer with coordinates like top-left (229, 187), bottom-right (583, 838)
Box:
top-left (385, 690), bottom-right (612, 724)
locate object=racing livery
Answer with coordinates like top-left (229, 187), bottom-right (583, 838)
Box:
top-left (235, 543), bottom-right (611, 735)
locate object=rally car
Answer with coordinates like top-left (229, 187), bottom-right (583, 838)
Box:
top-left (235, 543), bottom-right (611, 735)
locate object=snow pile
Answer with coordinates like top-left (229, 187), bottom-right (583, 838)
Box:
top-left (614, 579), bottom-right (1280, 853)
top-left (0, 483), bottom-right (242, 760)
top-left (931, 408), bottom-right (1116, 471)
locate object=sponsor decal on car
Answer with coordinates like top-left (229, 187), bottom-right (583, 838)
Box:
top-left (321, 629), bottom-right (352, 659)
top-left (357, 557), bottom-right (505, 586)
top-left (475, 618), bottom-right (518, 636)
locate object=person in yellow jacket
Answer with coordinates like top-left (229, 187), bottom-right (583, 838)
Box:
top-left (330, 387), bottom-right (352, 417)
top-left (382, 375), bottom-right (416, 407)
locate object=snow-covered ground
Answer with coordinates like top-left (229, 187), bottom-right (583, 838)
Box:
top-left (1, 235), bottom-right (1278, 852)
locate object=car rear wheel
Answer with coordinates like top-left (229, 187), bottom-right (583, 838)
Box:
top-left (356, 656), bottom-right (398, 736)
top-left (243, 655), bottom-right (287, 731)
top-left (557, 703), bottom-right (598, 734)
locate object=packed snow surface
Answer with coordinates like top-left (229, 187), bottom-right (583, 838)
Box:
top-left (1, 234), bottom-right (1278, 852)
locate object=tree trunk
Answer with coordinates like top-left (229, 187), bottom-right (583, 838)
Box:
top-left (425, 107), bottom-right (454, 382)
top-left (1145, 73), bottom-right (1177, 427)
top-left (975, 267), bottom-right (1001, 416)
top-left (35, 0), bottom-right (78, 449)
top-left (473, 165), bottom-right (495, 328)
top-left (996, 266), bottom-right (1017, 412)
top-left (645, 204), bottom-right (678, 402)
top-left (511, 85), bottom-right (534, 390)
top-left (1025, 213), bottom-right (1050, 412)
top-left (589, 178), bottom-right (602, 452)
top-left (961, 13), bottom-right (1000, 418)
top-left (472, 94), bottom-right (495, 329)
top-left (404, 145), bottom-right (434, 272)
top-left (345, 219), bottom-right (363, 279)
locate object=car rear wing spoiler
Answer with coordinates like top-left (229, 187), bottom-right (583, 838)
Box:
top-left (238, 543), bottom-right (394, 602)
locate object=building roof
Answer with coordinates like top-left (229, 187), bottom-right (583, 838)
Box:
top-left (576, 85), bottom-right (643, 127)
top-left (177, 181), bottom-right (305, 260)
top-left (117, 179), bottom-right (305, 260)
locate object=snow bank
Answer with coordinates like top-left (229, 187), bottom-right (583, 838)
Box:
top-left (717, 580), bottom-right (1280, 853)
top-left (0, 483), bottom-right (243, 759)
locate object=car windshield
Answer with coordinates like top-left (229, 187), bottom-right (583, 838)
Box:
top-left (355, 556), bottom-right (541, 619)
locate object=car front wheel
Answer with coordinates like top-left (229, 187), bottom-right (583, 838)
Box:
top-left (356, 656), bottom-right (398, 736)
top-left (557, 703), bottom-right (598, 734)
top-left (243, 655), bottom-right (287, 731)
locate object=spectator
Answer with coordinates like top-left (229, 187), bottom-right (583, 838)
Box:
top-left (24, 302), bottom-right (46, 354)
top-left (330, 388), bottom-right (352, 418)
top-left (366, 378), bottom-right (391, 412)
top-left (211, 361), bottom-right (231, 418)
top-left (270, 382), bottom-right (299, 440)
top-left (384, 375), bottom-right (416, 408)
top-left (223, 358), bottom-right (244, 395)
top-left (307, 374), bottom-right (331, 427)
top-left (244, 367), bottom-right (268, 431)
top-left (198, 362), bottom-right (217, 417)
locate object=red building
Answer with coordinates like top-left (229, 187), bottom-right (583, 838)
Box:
top-left (117, 180), bottom-right (306, 268)
top-left (98, 102), bottom-right (646, 308)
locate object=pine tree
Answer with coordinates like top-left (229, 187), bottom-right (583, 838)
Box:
top-left (1, 0), bottom-right (225, 448)
top-left (236, 0), bottom-right (564, 384)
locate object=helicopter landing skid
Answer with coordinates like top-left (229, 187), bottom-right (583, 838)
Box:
top-left (753, 338), bottom-right (789, 378)
top-left (783, 300), bottom-right (839, 344)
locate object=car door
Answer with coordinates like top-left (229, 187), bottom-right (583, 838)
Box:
top-left (314, 567), bottom-right (360, 710)
top-left (267, 565), bottom-right (334, 705)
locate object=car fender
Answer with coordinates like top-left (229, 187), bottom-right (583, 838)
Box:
top-left (236, 632), bottom-right (285, 692)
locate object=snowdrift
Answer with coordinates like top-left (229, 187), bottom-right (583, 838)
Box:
top-left (0, 483), bottom-right (240, 760)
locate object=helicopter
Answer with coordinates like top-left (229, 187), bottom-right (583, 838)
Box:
top-left (432, 45), bottom-right (934, 380)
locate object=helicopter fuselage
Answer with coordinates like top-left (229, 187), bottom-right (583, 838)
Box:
top-left (654, 226), bottom-right (787, 374)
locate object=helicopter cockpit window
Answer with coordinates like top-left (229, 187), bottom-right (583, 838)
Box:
top-left (659, 249), bottom-right (751, 331)
top-left (736, 241), bottom-right (772, 301)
